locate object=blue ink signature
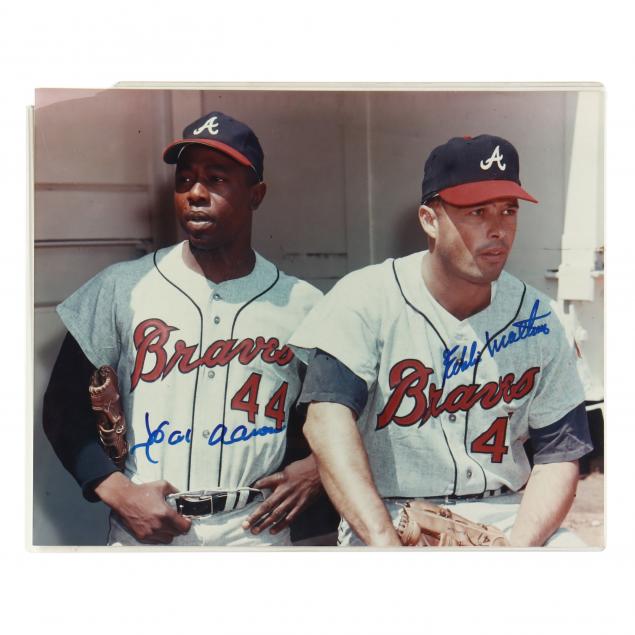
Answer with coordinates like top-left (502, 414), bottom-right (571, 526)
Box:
top-left (130, 412), bottom-right (192, 464)
top-left (442, 299), bottom-right (551, 380)
top-left (442, 340), bottom-right (482, 381)
top-left (130, 412), bottom-right (285, 464)
top-left (207, 422), bottom-right (286, 447)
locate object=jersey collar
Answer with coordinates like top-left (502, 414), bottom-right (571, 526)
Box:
top-left (153, 241), bottom-right (279, 306)
top-left (393, 251), bottom-right (517, 333)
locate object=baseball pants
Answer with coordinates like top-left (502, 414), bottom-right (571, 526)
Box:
top-left (107, 495), bottom-right (292, 547)
top-left (337, 492), bottom-right (588, 548)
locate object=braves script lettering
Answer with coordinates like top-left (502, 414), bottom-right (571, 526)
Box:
top-left (130, 318), bottom-right (295, 391)
top-left (442, 299), bottom-right (551, 380)
top-left (376, 361), bottom-right (540, 430)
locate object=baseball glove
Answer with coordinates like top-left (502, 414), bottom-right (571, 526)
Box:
top-left (89, 366), bottom-right (128, 470)
top-left (397, 500), bottom-right (510, 547)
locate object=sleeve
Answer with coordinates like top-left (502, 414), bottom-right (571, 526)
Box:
top-left (289, 267), bottom-right (382, 390)
top-left (278, 360), bottom-right (341, 542)
top-left (298, 349), bottom-right (369, 417)
top-left (56, 267), bottom-right (121, 369)
top-left (527, 298), bottom-right (587, 430)
top-left (279, 366), bottom-right (311, 467)
top-left (43, 332), bottom-right (119, 501)
top-left (529, 402), bottom-right (593, 463)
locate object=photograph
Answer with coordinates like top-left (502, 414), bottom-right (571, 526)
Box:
top-left (31, 84), bottom-right (604, 549)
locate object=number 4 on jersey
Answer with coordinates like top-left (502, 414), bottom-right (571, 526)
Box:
top-left (264, 382), bottom-right (288, 430)
top-left (231, 373), bottom-right (261, 423)
top-left (470, 416), bottom-right (509, 463)
top-left (230, 372), bottom-right (289, 429)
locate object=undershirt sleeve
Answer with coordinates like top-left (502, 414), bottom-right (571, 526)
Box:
top-left (298, 349), bottom-right (369, 417)
top-left (42, 332), bottom-right (119, 502)
top-left (529, 402), bottom-right (593, 464)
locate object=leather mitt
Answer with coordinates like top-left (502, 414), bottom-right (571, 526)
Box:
top-left (397, 500), bottom-right (510, 547)
top-left (89, 366), bottom-right (128, 470)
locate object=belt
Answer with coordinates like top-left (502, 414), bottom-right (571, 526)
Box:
top-left (166, 488), bottom-right (264, 518)
top-left (439, 485), bottom-right (512, 501)
top-left (388, 486), bottom-right (512, 505)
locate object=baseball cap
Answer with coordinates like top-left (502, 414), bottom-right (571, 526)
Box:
top-left (420, 134), bottom-right (538, 206)
top-left (163, 111), bottom-right (264, 181)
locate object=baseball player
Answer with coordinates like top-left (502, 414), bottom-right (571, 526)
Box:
top-left (289, 134), bottom-right (593, 547)
top-left (43, 111), bottom-right (324, 546)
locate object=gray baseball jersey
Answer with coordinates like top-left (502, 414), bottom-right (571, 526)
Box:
top-left (58, 241), bottom-right (322, 494)
top-left (290, 251), bottom-right (587, 498)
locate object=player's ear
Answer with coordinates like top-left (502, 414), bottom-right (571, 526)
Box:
top-left (418, 204), bottom-right (438, 240)
top-left (250, 181), bottom-right (267, 211)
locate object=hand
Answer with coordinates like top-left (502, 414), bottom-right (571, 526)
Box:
top-left (367, 527), bottom-right (402, 547)
top-left (242, 455), bottom-right (322, 535)
top-left (508, 461), bottom-right (580, 547)
top-left (94, 472), bottom-right (192, 544)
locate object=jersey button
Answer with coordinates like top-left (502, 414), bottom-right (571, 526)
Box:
top-left (202, 429), bottom-right (210, 438)
top-left (448, 414), bottom-right (457, 422)
top-left (208, 370), bottom-right (215, 379)
top-left (466, 469), bottom-right (473, 479)
top-left (213, 293), bottom-right (221, 301)
top-left (214, 316), bottom-right (221, 325)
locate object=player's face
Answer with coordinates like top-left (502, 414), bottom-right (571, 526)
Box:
top-left (432, 198), bottom-right (519, 284)
top-left (174, 145), bottom-right (264, 251)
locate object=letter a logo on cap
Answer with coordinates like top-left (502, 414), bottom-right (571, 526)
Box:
top-left (480, 145), bottom-right (506, 171)
top-left (193, 116), bottom-right (220, 136)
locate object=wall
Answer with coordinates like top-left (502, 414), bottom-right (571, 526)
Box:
top-left (33, 89), bottom-right (171, 544)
